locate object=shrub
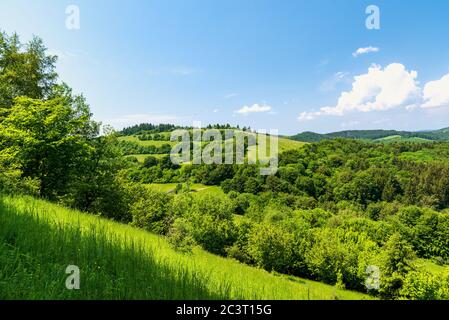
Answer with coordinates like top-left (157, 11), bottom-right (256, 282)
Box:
top-left (167, 218), bottom-right (196, 253)
top-left (247, 224), bottom-right (294, 273)
top-left (187, 194), bottom-right (236, 255)
top-left (400, 271), bottom-right (446, 300)
top-left (143, 156), bottom-right (158, 168)
top-left (130, 188), bottom-right (172, 234)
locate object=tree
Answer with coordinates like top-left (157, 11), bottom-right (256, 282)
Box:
top-left (247, 223), bottom-right (294, 273)
top-left (379, 233), bottom-right (416, 298)
top-left (187, 194), bottom-right (236, 255)
top-left (143, 156), bottom-right (158, 168)
top-left (129, 187), bottom-right (172, 234)
top-left (62, 127), bottom-right (129, 221)
top-left (0, 95), bottom-right (97, 198)
top-left (0, 32), bottom-right (57, 110)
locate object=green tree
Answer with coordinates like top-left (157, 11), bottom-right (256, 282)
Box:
top-left (247, 223), bottom-right (294, 273)
top-left (0, 95), bottom-right (97, 198)
top-left (379, 233), bottom-right (416, 298)
top-left (0, 32), bottom-right (57, 110)
top-left (143, 156), bottom-right (158, 168)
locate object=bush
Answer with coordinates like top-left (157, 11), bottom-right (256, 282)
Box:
top-left (247, 224), bottom-right (294, 273)
top-left (0, 168), bottom-right (39, 196)
top-left (400, 271), bottom-right (448, 300)
top-left (143, 156), bottom-right (158, 168)
top-left (304, 228), bottom-right (380, 290)
top-left (167, 218), bottom-right (196, 253)
top-left (130, 188), bottom-right (172, 234)
top-left (379, 233), bottom-right (416, 299)
top-left (187, 194), bottom-right (236, 255)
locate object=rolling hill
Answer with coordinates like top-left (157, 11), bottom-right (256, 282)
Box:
top-left (290, 127), bottom-right (449, 143)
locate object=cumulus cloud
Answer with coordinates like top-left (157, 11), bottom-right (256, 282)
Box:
top-left (235, 104), bottom-right (272, 115)
top-left (422, 73), bottom-right (449, 108)
top-left (353, 46), bottom-right (380, 57)
top-left (299, 63), bottom-right (421, 121)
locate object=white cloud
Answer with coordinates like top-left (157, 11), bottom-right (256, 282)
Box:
top-left (422, 73), bottom-right (449, 108)
top-left (352, 46), bottom-right (380, 57)
top-left (299, 63), bottom-right (420, 121)
top-left (224, 93), bottom-right (239, 99)
top-left (235, 104), bottom-right (272, 115)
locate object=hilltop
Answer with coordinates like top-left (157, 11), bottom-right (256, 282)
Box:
top-left (290, 127), bottom-right (449, 143)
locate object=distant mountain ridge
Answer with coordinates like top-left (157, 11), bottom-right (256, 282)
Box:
top-left (289, 127), bottom-right (449, 142)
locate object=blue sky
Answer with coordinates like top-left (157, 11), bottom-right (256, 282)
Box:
top-left (1, 0), bottom-right (449, 134)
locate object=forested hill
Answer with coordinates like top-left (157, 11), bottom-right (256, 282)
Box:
top-left (290, 127), bottom-right (449, 142)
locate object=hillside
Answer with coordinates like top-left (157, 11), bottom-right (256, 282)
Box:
top-left (119, 130), bottom-right (306, 164)
top-left (0, 195), bottom-right (370, 300)
top-left (290, 127), bottom-right (449, 143)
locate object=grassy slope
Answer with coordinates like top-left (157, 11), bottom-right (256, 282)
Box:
top-left (121, 133), bottom-right (306, 162)
top-left (119, 135), bottom-right (177, 147)
top-left (374, 135), bottom-right (432, 143)
top-left (247, 136), bottom-right (306, 161)
top-left (146, 183), bottom-right (224, 196)
top-left (125, 154), bottom-right (167, 163)
top-left (0, 195), bottom-right (370, 300)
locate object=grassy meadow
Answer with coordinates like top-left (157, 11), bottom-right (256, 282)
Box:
top-left (120, 132), bottom-right (306, 164)
top-left (146, 183), bottom-right (225, 196)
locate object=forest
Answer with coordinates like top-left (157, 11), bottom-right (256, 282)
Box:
top-left (1, 31), bottom-right (449, 300)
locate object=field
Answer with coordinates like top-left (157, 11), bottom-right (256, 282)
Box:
top-left (119, 135), bottom-right (177, 147)
top-left (146, 183), bottom-right (225, 195)
top-left (120, 132), bottom-right (306, 164)
top-left (374, 135), bottom-right (432, 143)
top-left (125, 154), bottom-right (168, 163)
top-left (0, 195), bottom-right (371, 300)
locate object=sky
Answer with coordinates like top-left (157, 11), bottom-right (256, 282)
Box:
top-left (1, 0), bottom-right (449, 135)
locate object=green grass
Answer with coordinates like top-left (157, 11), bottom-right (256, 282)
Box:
top-left (247, 136), bottom-right (306, 162)
top-left (119, 135), bottom-right (177, 147)
top-left (121, 133), bottom-right (306, 165)
top-left (416, 259), bottom-right (449, 275)
top-left (0, 195), bottom-right (371, 300)
top-left (146, 183), bottom-right (225, 196)
top-left (125, 154), bottom-right (168, 163)
top-left (375, 135), bottom-right (432, 144)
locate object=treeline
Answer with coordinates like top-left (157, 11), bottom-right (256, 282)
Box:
top-left (120, 123), bottom-right (181, 136)
top-left (137, 132), bottom-right (170, 141)
top-left (291, 128), bottom-right (449, 142)
top-left (121, 123), bottom-right (254, 138)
